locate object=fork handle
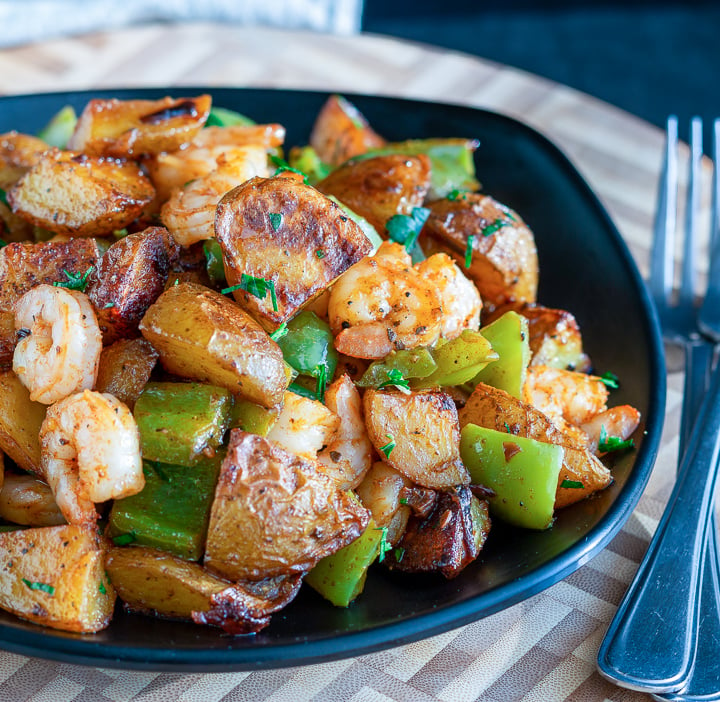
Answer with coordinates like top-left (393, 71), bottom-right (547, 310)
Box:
top-left (598, 357), bottom-right (720, 693)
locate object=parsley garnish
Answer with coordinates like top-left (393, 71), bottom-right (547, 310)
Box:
top-left (112, 532), bottom-right (136, 546)
top-left (394, 547), bottom-right (405, 563)
top-left (223, 274), bottom-right (278, 311)
top-left (447, 189), bottom-right (466, 201)
top-left (386, 207), bottom-right (430, 253)
top-left (399, 497), bottom-right (408, 505)
top-left (0, 238), bottom-right (6, 249)
top-left (599, 371), bottom-right (620, 390)
top-left (103, 302), bottom-right (115, 309)
top-left (377, 368), bottom-right (411, 394)
top-left (376, 526), bottom-right (392, 563)
top-left (464, 234), bottom-right (475, 268)
top-left (316, 249), bottom-right (326, 259)
top-left (98, 581), bottom-right (107, 595)
top-left (315, 364), bottom-right (327, 402)
top-left (380, 434), bottom-right (396, 459)
top-left (269, 212), bottom-right (283, 232)
top-left (22, 579), bottom-right (55, 595)
top-left (270, 321), bottom-right (288, 342)
top-left (288, 383), bottom-right (317, 400)
top-left (560, 479), bottom-right (584, 489)
top-left (53, 266), bottom-right (93, 292)
top-left (504, 422), bottom-right (512, 434)
top-left (0, 189), bottom-right (8, 207)
top-left (480, 218), bottom-right (511, 237)
top-left (270, 155), bottom-right (309, 184)
top-left (598, 425), bottom-right (635, 453)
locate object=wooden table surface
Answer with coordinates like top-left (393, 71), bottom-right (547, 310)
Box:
top-left (0, 21), bottom-right (708, 702)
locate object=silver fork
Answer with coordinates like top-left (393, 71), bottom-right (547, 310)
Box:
top-left (597, 116), bottom-right (720, 694)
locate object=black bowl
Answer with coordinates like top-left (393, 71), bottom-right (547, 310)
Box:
top-left (0, 88), bottom-right (665, 671)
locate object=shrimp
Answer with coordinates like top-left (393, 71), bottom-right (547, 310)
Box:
top-left (415, 252), bottom-right (482, 340)
top-left (318, 375), bottom-right (373, 488)
top-left (581, 405), bottom-right (641, 454)
top-left (328, 242), bottom-right (443, 359)
top-left (39, 389), bottom-right (144, 525)
top-left (161, 146), bottom-right (269, 247)
top-left (13, 284), bottom-right (102, 405)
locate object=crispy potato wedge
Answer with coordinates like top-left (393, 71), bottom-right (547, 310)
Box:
top-left (215, 175), bottom-right (372, 330)
top-left (94, 338), bottom-right (159, 409)
top-left (139, 282), bottom-right (289, 407)
top-left (0, 471), bottom-right (65, 527)
top-left (458, 382), bottom-right (611, 508)
top-left (0, 131), bottom-right (48, 190)
top-left (421, 193), bottom-right (538, 313)
top-left (86, 226), bottom-right (180, 344)
top-left (204, 430), bottom-right (369, 581)
top-left (355, 460), bottom-right (411, 545)
top-left (0, 524), bottom-right (115, 632)
top-left (363, 389), bottom-right (470, 489)
top-left (68, 95), bottom-right (212, 157)
top-left (0, 370), bottom-right (46, 473)
top-left (309, 94), bottom-right (386, 166)
top-left (105, 546), bottom-right (302, 635)
top-left (8, 149), bottom-right (155, 237)
top-left (318, 153), bottom-right (431, 234)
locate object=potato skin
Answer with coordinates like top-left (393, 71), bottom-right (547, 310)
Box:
top-left (215, 175), bottom-right (372, 330)
top-left (0, 371), bottom-right (46, 474)
top-left (363, 389), bottom-right (470, 489)
top-left (0, 471), bottom-right (65, 527)
top-left (86, 226), bottom-right (180, 344)
top-left (8, 149), bottom-right (155, 237)
top-left (318, 153), bottom-right (431, 234)
top-left (421, 193), bottom-right (538, 313)
top-left (458, 382), bottom-right (611, 508)
top-left (204, 430), bottom-right (370, 581)
top-left (68, 95), bottom-right (212, 157)
top-left (0, 131), bottom-right (48, 190)
top-left (94, 338), bottom-right (159, 409)
top-left (139, 282), bottom-right (289, 407)
top-left (0, 524), bottom-right (115, 633)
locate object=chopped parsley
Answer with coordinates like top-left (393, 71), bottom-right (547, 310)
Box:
top-left (112, 532), bottom-right (137, 546)
top-left (22, 579), bottom-right (55, 595)
top-left (599, 371), bottom-right (620, 390)
top-left (98, 581), bottom-right (107, 595)
top-left (270, 155), bottom-right (309, 184)
top-left (316, 249), bottom-right (326, 259)
top-left (376, 526), bottom-right (392, 563)
top-left (598, 425), bottom-right (635, 453)
top-left (394, 547), bottom-right (405, 563)
top-left (103, 302), bottom-right (115, 309)
top-left (480, 218), bottom-right (512, 237)
top-left (0, 238), bottom-right (6, 249)
top-left (315, 363), bottom-right (327, 402)
top-left (223, 274), bottom-right (278, 311)
top-left (447, 189), bottom-right (467, 201)
top-left (464, 234), bottom-right (475, 268)
top-left (380, 434), bottom-right (396, 459)
top-left (53, 266), bottom-right (93, 292)
top-left (377, 368), bottom-right (411, 394)
top-left (504, 422), bottom-right (512, 434)
top-left (269, 321), bottom-right (288, 342)
top-left (0, 188), bottom-right (8, 207)
top-left (560, 479), bottom-right (584, 489)
top-left (269, 212), bottom-right (283, 232)
top-left (399, 497), bottom-right (408, 505)
top-left (386, 207), bottom-right (430, 253)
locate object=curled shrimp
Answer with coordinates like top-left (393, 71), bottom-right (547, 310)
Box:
top-left (161, 146), bottom-right (269, 247)
top-left (13, 284), bottom-right (102, 405)
top-left (39, 389), bottom-right (144, 525)
top-left (581, 405), bottom-right (641, 454)
top-left (415, 252), bottom-right (482, 340)
top-left (328, 242), bottom-right (443, 359)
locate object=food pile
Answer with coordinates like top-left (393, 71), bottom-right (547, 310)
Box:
top-left (0, 94), bottom-right (640, 635)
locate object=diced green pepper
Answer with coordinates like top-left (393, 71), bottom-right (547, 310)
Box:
top-left (37, 105), bottom-right (77, 148)
top-left (204, 106), bottom-right (255, 127)
top-left (459, 423), bottom-right (563, 530)
top-left (327, 196), bottom-right (383, 252)
top-left (229, 397), bottom-right (279, 436)
top-left (276, 311), bottom-right (338, 381)
top-left (358, 138), bottom-right (479, 200)
top-left (305, 518), bottom-right (383, 607)
top-left (134, 382), bottom-right (232, 466)
top-left (107, 456), bottom-right (221, 560)
top-left (288, 145), bottom-right (331, 185)
top-left (471, 311), bottom-right (531, 398)
top-left (203, 239), bottom-right (226, 285)
top-left (356, 347), bottom-right (437, 388)
top-left (413, 330), bottom-right (498, 388)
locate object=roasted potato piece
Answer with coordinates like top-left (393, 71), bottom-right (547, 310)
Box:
top-left (420, 193), bottom-right (538, 313)
top-left (105, 546), bottom-right (302, 634)
top-left (0, 370), bottom-right (46, 473)
top-left (94, 338), bottom-right (159, 409)
top-left (139, 282), bottom-right (288, 407)
top-left (355, 461), bottom-right (411, 545)
top-left (68, 95), bottom-right (212, 157)
top-left (8, 150), bottom-right (155, 237)
top-left (0, 471), bottom-right (65, 527)
top-left (215, 175), bottom-right (373, 330)
top-left (458, 382), bottom-right (611, 508)
top-left (0, 200), bottom-right (33, 243)
top-left (204, 430), bottom-right (369, 581)
top-left (309, 94), bottom-right (386, 166)
top-left (0, 238), bottom-right (100, 367)
top-left (386, 486), bottom-right (490, 579)
top-left (86, 226), bottom-right (179, 344)
top-left (0, 524), bottom-right (115, 632)
top-left (318, 153), bottom-right (432, 234)
top-left (166, 240), bottom-right (213, 288)
top-left (363, 389), bottom-right (470, 489)
top-left (0, 131), bottom-right (48, 190)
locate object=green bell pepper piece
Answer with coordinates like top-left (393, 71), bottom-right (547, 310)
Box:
top-left (471, 311), bottom-right (531, 398)
top-left (277, 311), bottom-right (338, 381)
top-left (460, 423), bottom-right (563, 530)
top-left (305, 518), bottom-right (383, 607)
top-left (37, 105), bottom-right (77, 148)
top-left (203, 239), bottom-right (226, 285)
top-left (288, 145), bottom-right (331, 185)
top-left (204, 106), bottom-right (255, 127)
top-left (134, 382), bottom-right (232, 466)
top-left (229, 397), bottom-right (279, 436)
top-left (107, 456), bottom-right (221, 560)
top-left (356, 348), bottom-right (437, 388)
